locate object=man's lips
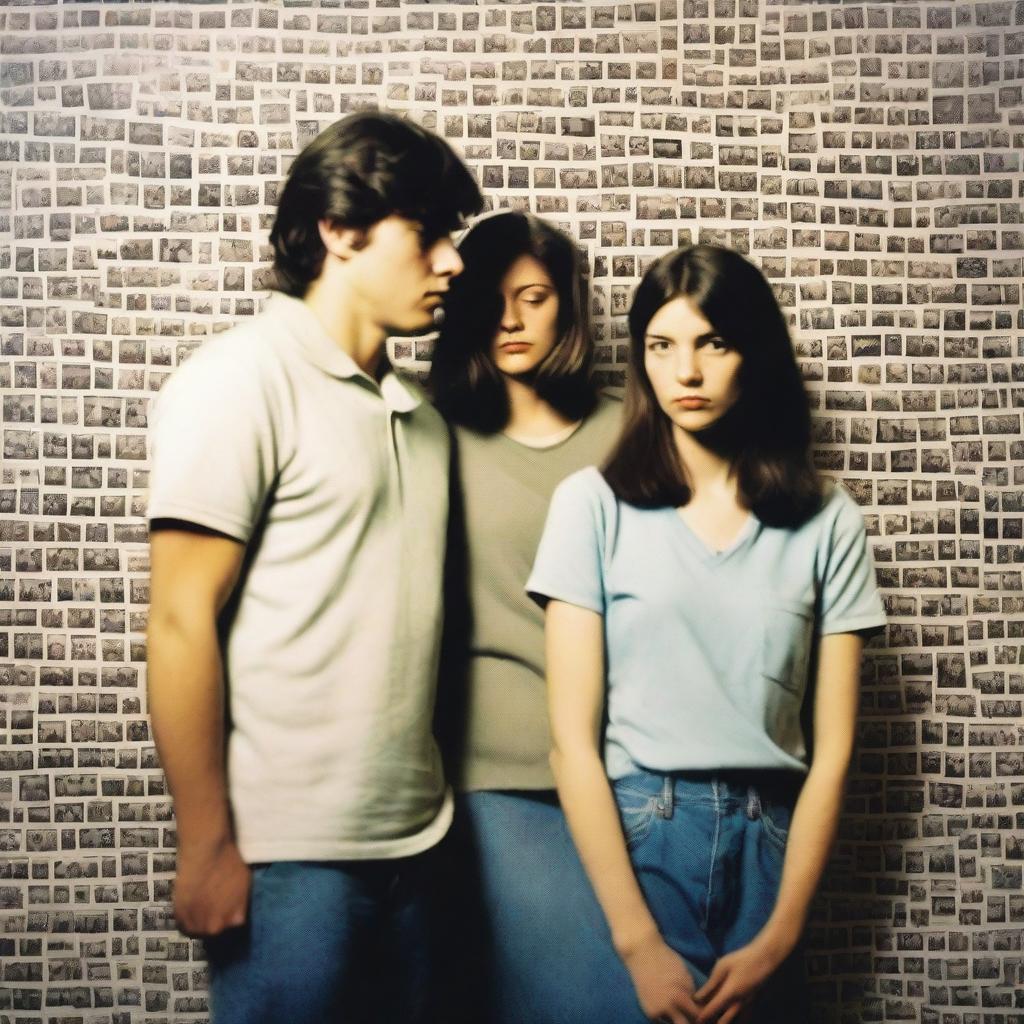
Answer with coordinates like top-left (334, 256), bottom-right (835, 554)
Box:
top-left (499, 342), bottom-right (531, 351)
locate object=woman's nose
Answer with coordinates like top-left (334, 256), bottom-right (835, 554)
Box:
top-left (500, 300), bottom-right (522, 332)
top-left (676, 349), bottom-right (701, 384)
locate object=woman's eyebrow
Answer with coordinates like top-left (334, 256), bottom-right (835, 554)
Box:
top-left (513, 282), bottom-right (554, 294)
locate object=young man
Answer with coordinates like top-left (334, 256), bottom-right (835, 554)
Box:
top-left (146, 111), bottom-right (482, 1023)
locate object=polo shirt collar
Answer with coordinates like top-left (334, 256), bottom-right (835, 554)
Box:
top-left (265, 292), bottom-right (423, 414)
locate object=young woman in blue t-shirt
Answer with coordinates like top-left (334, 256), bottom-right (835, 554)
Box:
top-left (528, 245), bottom-right (885, 1024)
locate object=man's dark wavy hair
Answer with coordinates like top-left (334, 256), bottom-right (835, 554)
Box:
top-left (269, 110), bottom-right (482, 297)
top-left (603, 244), bottom-right (823, 528)
top-left (429, 211), bottom-right (598, 433)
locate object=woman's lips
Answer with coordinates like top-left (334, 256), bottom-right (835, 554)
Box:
top-left (499, 342), bottom-right (531, 353)
top-left (673, 397), bottom-right (710, 409)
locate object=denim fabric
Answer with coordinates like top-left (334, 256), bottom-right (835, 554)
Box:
top-left (441, 791), bottom-right (649, 1024)
top-left (204, 854), bottom-right (440, 1024)
top-left (613, 769), bottom-right (809, 1020)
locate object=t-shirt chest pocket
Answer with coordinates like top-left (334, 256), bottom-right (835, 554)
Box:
top-left (761, 596), bottom-right (815, 695)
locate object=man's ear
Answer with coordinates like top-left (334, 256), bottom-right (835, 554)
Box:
top-left (318, 220), bottom-right (367, 260)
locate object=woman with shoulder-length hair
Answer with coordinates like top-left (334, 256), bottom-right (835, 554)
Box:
top-left (430, 211), bottom-right (646, 1023)
top-left (528, 245), bottom-right (886, 1023)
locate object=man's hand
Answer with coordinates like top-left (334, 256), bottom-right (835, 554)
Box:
top-left (621, 933), bottom-right (701, 1024)
top-left (694, 936), bottom-right (787, 1024)
top-left (173, 837), bottom-right (251, 937)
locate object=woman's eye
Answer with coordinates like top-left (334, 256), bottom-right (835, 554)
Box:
top-left (646, 340), bottom-right (670, 352)
top-left (705, 337), bottom-right (729, 351)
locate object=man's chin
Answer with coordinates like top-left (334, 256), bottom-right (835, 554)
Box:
top-left (384, 311), bottom-right (438, 338)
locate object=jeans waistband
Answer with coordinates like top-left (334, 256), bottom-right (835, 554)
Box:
top-left (613, 767), bottom-right (803, 818)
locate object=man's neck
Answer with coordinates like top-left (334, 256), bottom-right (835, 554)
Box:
top-left (302, 273), bottom-right (387, 378)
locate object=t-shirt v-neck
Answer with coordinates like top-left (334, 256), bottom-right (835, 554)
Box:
top-left (672, 508), bottom-right (760, 563)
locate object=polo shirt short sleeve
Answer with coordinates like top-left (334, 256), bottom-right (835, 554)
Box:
top-left (148, 339), bottom-right (276, 543)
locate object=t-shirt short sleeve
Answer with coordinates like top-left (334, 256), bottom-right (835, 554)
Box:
top-left (526, 468), bottom-right (607, 614)
top-left (147, 344), bottom-right (277, 543)
top-left (818, 488), bottom-right (886, 636)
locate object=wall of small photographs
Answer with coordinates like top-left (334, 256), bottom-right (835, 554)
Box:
top-left (1, 1), bottom-right (1023, 1020)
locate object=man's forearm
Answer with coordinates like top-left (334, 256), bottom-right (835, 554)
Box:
top-left (147, 615), bottom-right (234, 850)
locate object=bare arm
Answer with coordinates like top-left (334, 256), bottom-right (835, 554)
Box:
top-left (147, 524), bottom-right (248, 937)
top-left (695, 631), bottom-right (864, 1024)
top-left (547, 599), bottom-right (700, 1024)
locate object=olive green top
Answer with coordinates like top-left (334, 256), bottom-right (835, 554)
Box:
top-left (445, 394), bottom-right (622, 791)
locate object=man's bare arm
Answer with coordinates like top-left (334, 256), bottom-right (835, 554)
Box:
top-left (147, 524), bottom-right (249, 937)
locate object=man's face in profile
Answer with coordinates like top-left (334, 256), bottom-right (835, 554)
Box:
top-left (344, 215), bottom-right (465, 335)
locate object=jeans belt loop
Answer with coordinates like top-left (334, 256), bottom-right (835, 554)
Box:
top-left (657, 775), bottom-right (674, 819)
top-left (746, 785), bottom-right (761, 820)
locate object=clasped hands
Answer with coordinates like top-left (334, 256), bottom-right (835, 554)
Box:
top-left (624, 931), bottom-right (789, 1024)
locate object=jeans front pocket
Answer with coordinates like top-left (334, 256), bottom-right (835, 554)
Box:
top-left (761, 597), bottom-right (814, 696)
top-left (613, 784), bottom-right (658, 851)
top-left (760, 808), bottom-right (790, 854)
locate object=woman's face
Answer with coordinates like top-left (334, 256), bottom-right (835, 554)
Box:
top-left (642, 296), bottom-right (743, 434)
top-left (490, 254), bottom-right (560, 377)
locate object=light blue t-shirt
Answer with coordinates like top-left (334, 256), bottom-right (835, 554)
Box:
top-left (526, 467), bottom-right (886, 778)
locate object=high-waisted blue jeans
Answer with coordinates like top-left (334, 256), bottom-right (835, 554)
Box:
top-left (443, 774), bottom-right (807, 1022)
top-left (612, 769), bottom-right (809, 1020)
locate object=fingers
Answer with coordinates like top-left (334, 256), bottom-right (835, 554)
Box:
top-left (694, 959), bottom-right (728, 1004)
top-left (697, 982), bottom-right (749, 1024)
top-left (675, 988), bottom-right (702, 1022)
top-left (695, 977), bottom-right (736, 1024)
top-left (173, 863), bottom-right (251, 937)
top-left (716, 1003), bottom-right (747, 1024)
top-left (176, 902), bottom-right (246, 938)
top-left (656, 1007), bottom-right (694, 1024)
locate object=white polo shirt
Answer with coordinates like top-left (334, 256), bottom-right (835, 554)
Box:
top-left (147, 293), bottom-right (452, 862)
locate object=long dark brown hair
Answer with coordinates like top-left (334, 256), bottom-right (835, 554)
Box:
top-left (603, 244), bottom-right (822, 528)
top-left (429, 211), bottom-right (598, 433)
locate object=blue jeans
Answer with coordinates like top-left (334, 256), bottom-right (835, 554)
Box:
top-left (613, 769), bottom-right (809, 1019)
top-left (204, 854), bottom-right (439, 1024)
top-left (442, 791), bottom-right (648, 1024)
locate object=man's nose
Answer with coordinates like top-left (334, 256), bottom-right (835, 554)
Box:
top-left (430, 237), bottom-right (463, 278)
